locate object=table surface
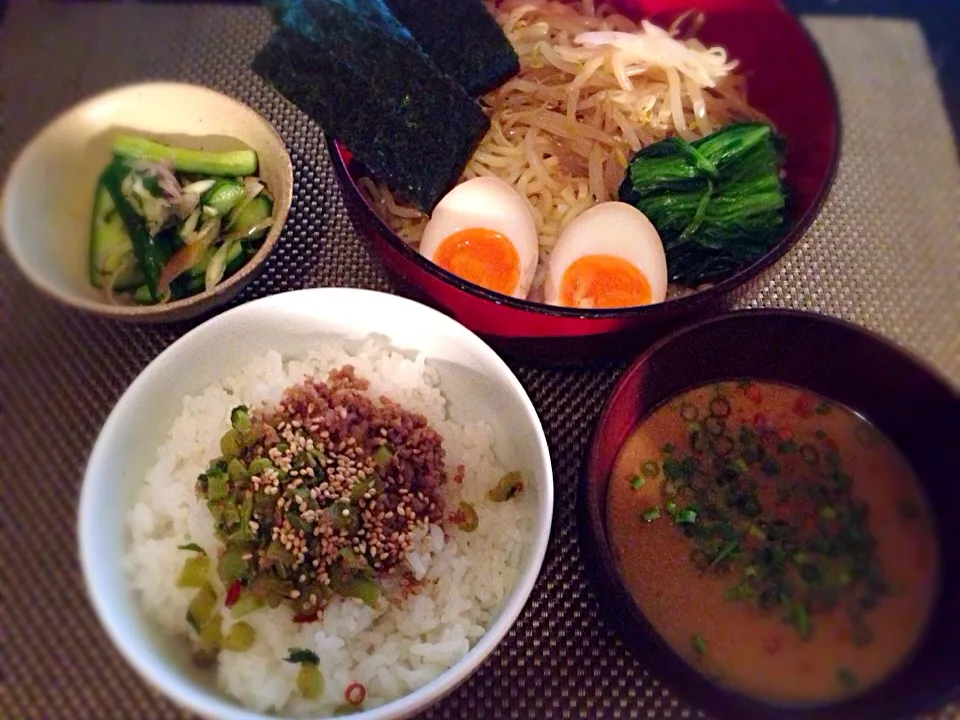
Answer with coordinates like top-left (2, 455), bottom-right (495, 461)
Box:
top-left (1, 2), bottom-right (958, 719)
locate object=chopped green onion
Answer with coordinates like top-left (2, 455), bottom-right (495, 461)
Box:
top-left (629, 475), bottom-right (644, 490)
top-left (691, 634), bottom-right (706, 655)
top-left (661, 443), bottom-right (675, 454)
top-left (837, 667), bottom-right (858, 689)
top-left (819, 506), bottom-right (837, 520)
top-left (641, 507), bottom-right (661, 523)
top-left (177, 543), bottom-right (206, 555)
top-left (705, 540), bottom-right (739, 573)
top-left (814, 401), bottom-right (831, 415)
top-left (662, 457), bottom-right (682, 481)
top-left (675, 508), bottom-right (698, 524)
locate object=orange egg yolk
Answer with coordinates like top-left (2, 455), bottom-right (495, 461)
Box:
top-left (559, 254), bottom-right (652, 308)
top-left (432, 227), bottom-right (520, 296)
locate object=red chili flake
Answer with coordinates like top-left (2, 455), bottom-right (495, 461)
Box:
top-left (775, 502), bottom-right (792, 520)
top-left (763, 636), bottom-right (783, 654)
top-left (778, 427), bottom-right (793, 441)
top-left (224, 580), bottom-right (243, 608)
top-left (452, 464), bottom-right (465, 484)
top-left (801, 515), bottom-right (816, 532)
top-left (743, 384), bottom-right (763, 404)
top-left (293, 610), bottom-right (320, 624)
top-left (793, 394), bottom-right (815, 418)
top-left (448, 508), bottom-right (466, 525)
top-left (345, 682), bottom-right (366, 706)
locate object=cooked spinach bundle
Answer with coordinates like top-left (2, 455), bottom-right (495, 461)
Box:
top-left (618, 123), bottom-right (787, 285)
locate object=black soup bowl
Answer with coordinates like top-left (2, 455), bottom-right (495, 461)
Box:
top-left (578, 310), bottom-right (960, 719)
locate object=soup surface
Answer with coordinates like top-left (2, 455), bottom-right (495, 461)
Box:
top-left (606, 380), bottom-right (937, 706)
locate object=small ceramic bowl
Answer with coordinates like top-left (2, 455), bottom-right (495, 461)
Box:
top-left (79, 287), bottom-right (553, 720)
top-left (578, 310), bottom-right (960, 720)
top-left (329, 0), bottom-right (840, 364)
top-left (0, 82), bottom-right (293, 322)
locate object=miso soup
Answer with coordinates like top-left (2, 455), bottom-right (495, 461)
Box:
top-left (606, 380), bottom-right (938, 706)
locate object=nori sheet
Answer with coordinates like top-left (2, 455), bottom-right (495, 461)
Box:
top-left (253, 0), bottom-right (490, 212)
top-left (384, 0), bottom-right (519, 97)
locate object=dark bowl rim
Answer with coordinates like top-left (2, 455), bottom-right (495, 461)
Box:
top-left (327, 0), bottom-right (843, 320)
top-left (577, 307), bottom-right (960, 719)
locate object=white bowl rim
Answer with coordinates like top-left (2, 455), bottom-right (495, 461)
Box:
top-left (78, 287), bottom-right (554, 720)
top-left (0, 80), bottom-right (292, 320)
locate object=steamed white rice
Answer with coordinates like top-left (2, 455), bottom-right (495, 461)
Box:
top-left (125, 338), bottom-right (533, 716)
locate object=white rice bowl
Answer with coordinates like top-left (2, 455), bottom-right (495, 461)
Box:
top-left (125, 337), bottom-right (533, 716)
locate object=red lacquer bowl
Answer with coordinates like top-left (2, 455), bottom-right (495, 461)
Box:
top-left (578, 310), bottom-right (960, 719)
top-left (329, 0), bottom-right (840, 364)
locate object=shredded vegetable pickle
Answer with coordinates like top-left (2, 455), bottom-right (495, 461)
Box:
top-left (88, 135), bottom-right (274, 305)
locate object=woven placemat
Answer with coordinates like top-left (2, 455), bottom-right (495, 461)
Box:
top-left (1, 3), bottom-right (958, 719)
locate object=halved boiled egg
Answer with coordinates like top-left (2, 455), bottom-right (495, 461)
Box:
top-left (544, 202), bottom-right (667, 309)
top-left (419, 177), bottom-right (539, 299)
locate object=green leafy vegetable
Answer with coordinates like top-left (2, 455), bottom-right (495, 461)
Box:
top-left (618, 122), bottom-right (787, 284)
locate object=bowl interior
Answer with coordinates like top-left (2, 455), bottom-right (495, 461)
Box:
top-left (78, 288), bottom-right (553, 720)
top-left (580, 310), bottom-right (960, 720)
top-left (331, 0), bottom-right (839, 328)
top-left (1, 82), bottom-right (292, 317)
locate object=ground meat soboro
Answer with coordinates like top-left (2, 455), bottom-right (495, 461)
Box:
top-left (196, 365), bottom-right (449, 619)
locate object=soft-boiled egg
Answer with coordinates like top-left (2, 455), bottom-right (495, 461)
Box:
top-left (419, 177), bottom-right (539, 299)
top-left (544, 202), bottom-right (667, 309)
